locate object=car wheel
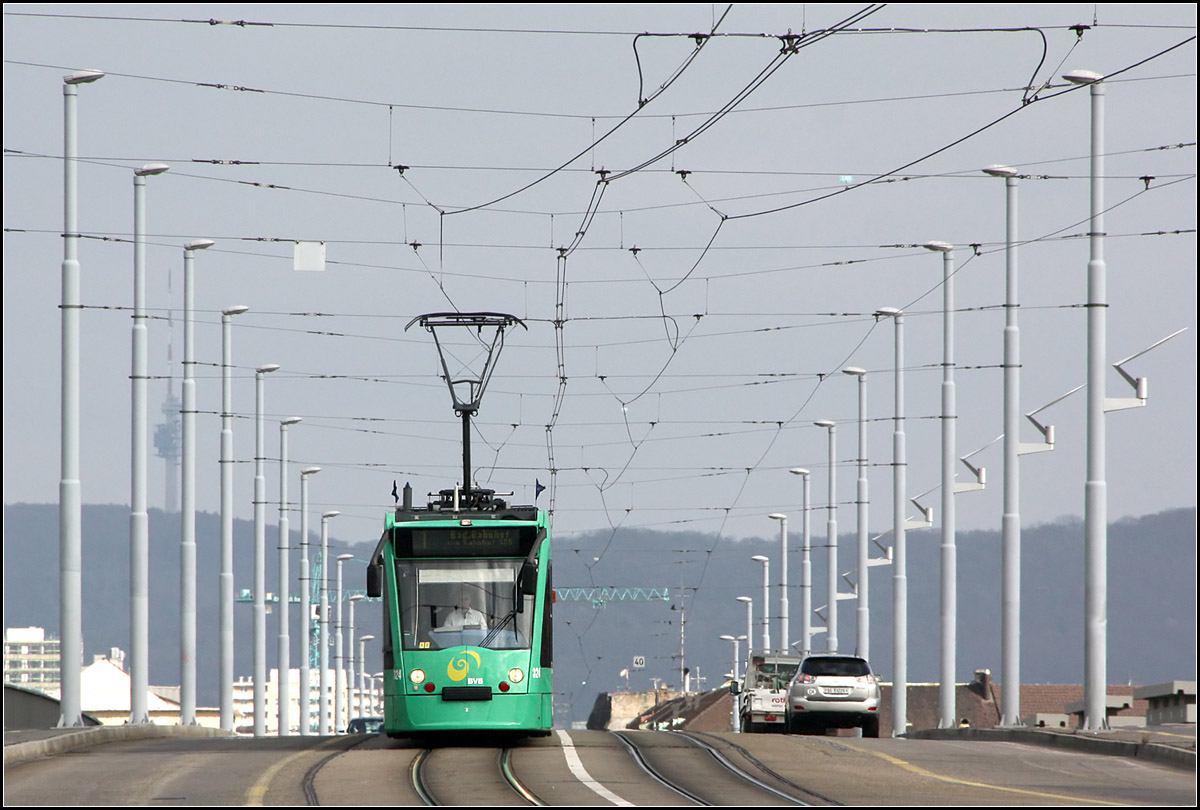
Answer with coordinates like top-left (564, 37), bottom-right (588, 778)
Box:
top-left (862, 716), bottom-right (880, 738)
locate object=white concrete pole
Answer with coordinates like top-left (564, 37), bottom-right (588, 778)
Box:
top-left (219, 305), bottom-right (249, 731)
top-left (298, 466), bottom-right (321, 734)
top-left (130, 163), bottom-right (168, 724)
top-left (253, 364), bottom-right (279, 735)
top-left (277, 417), bottom-right (301, 735)
top-left (59, 70), bottom-right (104, 729)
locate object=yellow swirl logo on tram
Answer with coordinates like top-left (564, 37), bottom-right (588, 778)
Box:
top-left (447, 650), bottom-right (482, 682)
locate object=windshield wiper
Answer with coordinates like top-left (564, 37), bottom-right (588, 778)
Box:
top-left (480, 611), bottom-right (516, 648)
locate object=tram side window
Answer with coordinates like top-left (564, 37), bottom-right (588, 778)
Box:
top-left (395, 565), bottom-right (418, 650)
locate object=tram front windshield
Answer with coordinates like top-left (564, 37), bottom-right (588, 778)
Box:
top-left (394, 559), bottom-right (535, 651)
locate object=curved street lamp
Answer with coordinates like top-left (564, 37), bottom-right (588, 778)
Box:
top-left (318, 510), bottom-right (340, 735)
top-left (767, 513), bottom-right (788, 652)
top-left (1063, 67), bottom-right (1109, 732)
top-left (923, 239), bottom-right (959, 730)
top-left (983, 163), bottom-right (1024, 727)
top-left (736, 596), bottom-right (753, 665)
top-left (277, 416), bottom-right (302, 735)
top-left (252, 363), bottom-right (279, 735)
top-left (842, 366), bottom-right (870, 659)
top-left (750, 555), bottom-right (770, 653)
top-left (59, 68), bottom-right (105, 728)
top-left (335, 553), bottom-right (355, 733)
top-left (814, 420), bottom-right (838, 653)
top-left (788, 469), bottom-right (814, 656)
top-left (180, 237), bottom-right (214, 726)
top-left (357, 634), bottom-right (375, 718)
top-left (298, 465), bottom-right (321, 734)
top-left (219, 304), bottom-right (249, 731)
top-left (874, 306), bottom-right (908, 736)
top-left (129, 162), bottom-right (168, 726)
top-left (720, 633), bottom-right (747, 732)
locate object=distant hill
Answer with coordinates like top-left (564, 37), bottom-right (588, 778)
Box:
top-left (3, 504), bottom-right (1194, 727)
top-left (548, 508), bottom-right (1197, 726)
top-left (2, 503), bottom-right (373, 709)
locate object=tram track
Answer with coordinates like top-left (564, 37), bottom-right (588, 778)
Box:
top-left (300, 735), bottom-right (375, 806)
top-left (611, 729), bottom-right (837, 806)
top-left (610, 730), bottom-right (709, 805)
top-left (409, 749), bottom-right (438, 805)
top-left (674, 730), bottom-right (842, 806)
top-left (410, 745), bottom-right (545, 806)
top-left (310, 730), bottom-right (835, 806)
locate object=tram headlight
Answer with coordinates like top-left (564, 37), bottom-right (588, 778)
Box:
top-left (409, 669), bottom-right (426, 685)
top-left (508, 667), bottom-right (524, 684)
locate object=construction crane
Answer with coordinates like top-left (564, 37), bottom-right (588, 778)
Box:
top-left (554, 587), bottom-right (670, 609)
top-left (234, 558), bottom-right (376, 670)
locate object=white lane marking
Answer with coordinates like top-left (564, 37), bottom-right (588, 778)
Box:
top-left (556, 729), bottom-right (633, 806)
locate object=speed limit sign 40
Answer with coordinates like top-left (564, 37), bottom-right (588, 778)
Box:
top-left (632, 656), bottom-right (645, 670)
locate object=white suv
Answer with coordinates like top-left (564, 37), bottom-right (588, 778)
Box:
top-left (786, 655), bottom-right (881, 737)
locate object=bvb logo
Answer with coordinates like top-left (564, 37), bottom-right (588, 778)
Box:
top-left (447, 650), bottom-right (482, 682)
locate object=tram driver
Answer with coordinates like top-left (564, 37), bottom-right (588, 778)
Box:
top-left (439, 593), bottom-right (488, 630)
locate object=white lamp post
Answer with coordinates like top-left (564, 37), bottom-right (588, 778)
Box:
top-left (767, 513), bottom-right (788, 652)
top-left (335, 553), bottom-right (355, 733)
top-left (736, 595), bottom-right (753, 665)
top-left (277, 416), bottom-right (301, 735)
top-left (180, 237), bottom-right (214, 726)
top-left (842, 366), bottom-right (870, 659)
top-left (298, 465), bottom-right (321, 734)
top-left (736, 596), bottom-right (754, 733)
top-left (219, 304), bottom-right (248, 732)
top-left (788, 469), bottom-right (813, 657)
top-left (875, 306), bottom-right (908, 736)
top-left (357, 634), bottom-right (375, 718)
top-left (814, 419), bottom-right (838, 653)
top-left (347, 594), bottom-right (364, 722)
top-left (318, 510), bottom-right (340, 735)
top-left (371, 672), bottom-right (384, 716)
top-left (750, 555), bottom-right (770, 653)
top-left (984, 163), bottom-right (1025, 727)
top-left (720, 633), bottom-right (746, 732)
top-left (59, 68), bottom-right (104, 729)
top-left (1063, 67), bottom-right (1109, 733)
top-left (130, 162), bottom-right (168, 725)
top-left (719, 634), bottom-right (746, 683)
top-left (923, 240), bottom-right (958, 729)
top-left (253, 363), bottom-right (279, 736)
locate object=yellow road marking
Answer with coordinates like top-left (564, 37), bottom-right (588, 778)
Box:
top-left (1139, 730), bottom-right (1195, 740)
top-left (839, 741), bottom-right (1131, 806)
top-left (243, 736), bottom-right (347, 806)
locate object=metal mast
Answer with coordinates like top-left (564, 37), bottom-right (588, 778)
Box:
top-left (405, 312), bottom-right (527, 510)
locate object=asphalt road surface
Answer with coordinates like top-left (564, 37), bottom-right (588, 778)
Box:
top-left (4, 728), bottom-right (1195, 805)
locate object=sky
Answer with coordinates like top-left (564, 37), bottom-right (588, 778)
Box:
top-left (4, 3), bottom-right (1196, 561)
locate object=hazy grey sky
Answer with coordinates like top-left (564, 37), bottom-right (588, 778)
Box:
top-left (3, 4), bottom-right (1196, 554)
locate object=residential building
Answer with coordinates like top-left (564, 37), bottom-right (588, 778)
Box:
top-left (3, 626), bottom-right (61, 695)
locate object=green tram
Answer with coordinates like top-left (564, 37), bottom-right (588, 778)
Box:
top-left (367, 484), bottom-right (552, 736)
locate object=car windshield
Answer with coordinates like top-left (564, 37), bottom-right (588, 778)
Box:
top-left (801, 657), bottom-right (871, 677)
top-left (349, 718), bottom-right (383, 734)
